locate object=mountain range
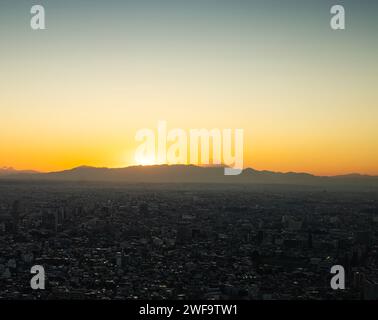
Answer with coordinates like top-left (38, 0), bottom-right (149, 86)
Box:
top-left (0, 167), bottom-right (38, 177)
top-left (0, 165), bottom-right (378, 188)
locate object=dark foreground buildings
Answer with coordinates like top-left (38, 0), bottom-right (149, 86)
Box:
top-left (0, 181), bottom-right (377, 300)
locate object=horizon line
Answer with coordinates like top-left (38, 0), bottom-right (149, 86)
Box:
top-left (1, 164), bottom-right (377, 178)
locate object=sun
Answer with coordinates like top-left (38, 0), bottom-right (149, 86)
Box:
top-left (135, 154), bottom-right (156, 166)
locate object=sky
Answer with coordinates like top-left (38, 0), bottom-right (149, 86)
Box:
top-left (0, 0), bottom-right (377, 175)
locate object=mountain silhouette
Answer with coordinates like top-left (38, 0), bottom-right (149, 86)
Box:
top-left (0, 167), bottom-right (39, 177)
top-left (1, 165), bottom-right (378, 188)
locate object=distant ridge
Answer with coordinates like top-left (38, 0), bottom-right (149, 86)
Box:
top-left (1, 165), bottom-right (378, 188)
top-left (0, 167), bottom-right (39, 177)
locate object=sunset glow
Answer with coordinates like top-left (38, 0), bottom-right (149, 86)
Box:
top-left (1, 1), bottom-right (378, 176)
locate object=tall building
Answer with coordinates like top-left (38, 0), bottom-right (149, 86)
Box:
top-left (364, 278), bottom-right (378, 300)
top-left (10, 200), bottom-right (20, 233)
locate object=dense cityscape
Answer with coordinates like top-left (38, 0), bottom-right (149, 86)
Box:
top-left (0, 180), bottom-right (377, 300)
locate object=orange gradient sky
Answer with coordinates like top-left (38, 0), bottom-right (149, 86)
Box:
top-left (1, 1), bottom-right (378, 176)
